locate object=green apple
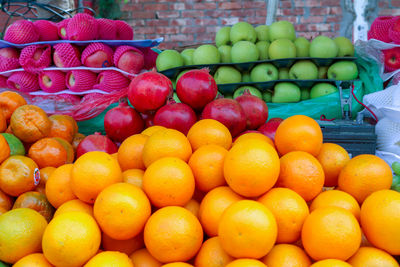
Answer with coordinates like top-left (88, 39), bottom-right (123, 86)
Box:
top-left (224, 94), bottom-right (233, 99)
top-left (218, 45), bottom-right (232, 63)
top-left (268, 20), bottom-right (296, 42)
top-left (255, 25), bottom-right (269, 41)
top-left (176, 69), bottom-right (191, 82)
top-left (231, 41), bottom-right (259, 63)
top-left (180, 48), bottom-right (195, 65)
top-left (215, 26), bottom-right (231, 47)
top-left (233, 85), bottom-right (262, 98)
top-left (250, 63), bottom-right (278, 82)
top-left (334, 37), bottom-right (355, 57)
top-left (318, 66), bottom-right (328, 79)
top-left (327, 61), bottom-right (358, 80)
top-left (289, 60), bottom-right (318, 79)
top-left (310, 83), bottom-right (338, 98)
top-left (242, 72), bottom-right (251, 82)
top-left (171, 79), bottom-right (176, 89)
top-left (279, 68), bottom-right (290, 79)
top-left (294, 37), bottom-right (310, 57)
top-left (301, 88), bottom-right (310, 100)
top-left (230, 22), bottom-right (257, 44)
top-left (269, 39), bottom-right (296, 59)
top-left (310, 36), bottom-right (338, 58)
top-left (156, 50), bottom-right (184, 71)
top-left (263, 91), bottom-right (272, 102)
top-left (256, 41), bottom-right (270, 60)
top-left (173, 92), bottom-right (181, 103)
top-left (193, 44), bottom-right (221, 65)
top-left (392, 161), bottom-right (400, 175)
top-left (272, 82), bottom-right (301, 103)
top-left (214, 66), bottom-right (242, 84)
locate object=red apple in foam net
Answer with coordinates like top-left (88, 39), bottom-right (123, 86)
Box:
top-left (114, 46), bottom-right (144, 74)
top-left (39, 70), bottom-right (66, 93)
top-left (258, 118), bottom-right (283, 142)
top-left (81, 43), bottom-right (113, 68)
top-left (76, 132), bottom-right (118, 158)
top-left (383, 47), bottom-right (400, 72)
top-left (0, 47), bottom-right (19, 59)
top-left (53, 43), bottom-right (81, 68)
top-left (0, 47), bottom-right (20, 71)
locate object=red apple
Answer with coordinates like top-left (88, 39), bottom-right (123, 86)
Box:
top-left (384, 47), bottom-right (400, 72)
top-left (0, 47), bottom-right (19, 59)
top-left (82, 43), bottom-right (113, 68)
top-left (53, 43), bottom-right (81, 68)
top-left (258, 118), bottom-right (283, 142)
top-left (84, 51), bottom-right (111, 67)
top-left (114, 46), bottom-right (144, 74)
top-left (393, 17), bottom-right (400, 32)
top-left (38, 70), bottom-right (66, 93)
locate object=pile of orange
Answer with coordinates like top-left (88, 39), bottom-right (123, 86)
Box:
top-left (0, 90), bottom-right (399, 267)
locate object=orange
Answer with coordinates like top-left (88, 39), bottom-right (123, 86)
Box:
top-left (347, 246), bottom-right (399, 267)
top-left (310, 189), bottom-right (361, 221)
top-left (118, 134), bottom-right (148, 171)
top-left (0, 189), bottom-right (12, 211)
top-left (0, 112), bottom-right (6, 133)
top-left (0, 155), bottom-right (38, 196)
top-left (84, 251), bottom-right (133, 267)
top-left (53, 137), bottom-right (74, 164)
top-left (72, 132), bottom-right (85, 152)
top-left (144, 206), bottom-right (203, 263)
top-left (13, 253), bottom-right (53, 267)
top-left (188, 144), bottom-right (227, 192)
top-left (276, 151), bottom-right (325, 201)
top-left (141, 125), bottom-right (166, 136)
top-left (317, 143), bottom-right (350, 187)
top-left (111, 152), bottom-right (118, 160)
top-left (10, 105), bottom-right (51, 143)
top-left (258, 187), bottom-right (309, 243)
top-left (71, 151), bottom-right (122, 204)
top-left (225, 259), bottom-right (267, 267)
top-left (94, 183), bottom-right (151, 240)
top-left (42, 211), bottom-right (101, 267)
top-left (45, 164), bottom-right (76, 208)
top-left (302, 207), bottom-right (361, 261)
top-left (0, 134), bottom-right (10, 164)
top-left (0, 206), bottom-right (6, 215)
top-left (102, 231), bottom-right (144, 255)
top-left (233, 132), bottom-right (274, 147)
top-left (198, 186), bottom-right (243, 236)
top-left (129, 248), bottom-right (162, 267)
top-left (218, 200), bottom-right (277, 258)
top-left (0, 91), bottom-right (27, 121)
top-left (223, 139), bottom-right (280, 197)
top-left (0, 208), bottom-right (47, 264)
top-left (261, 244), bottom-right (311, 267)
top-left (184, 198), bottom-right (200, 218)
top-left (275, 115), bottom-right (323, 156)
top-left (143, 157), bottom-right (194, 207)
top-left (161, 263), bottom-right (193, 267)
top-left (13, 191), bottom-right (54, 222)
top-left (194, 237), bottom-right (234, 267)
top-left (28, 138), bottom-right (68, 168)
top-left (142, 129), bottom-right (192, 167)
top-left (187, 119), bottom-right (232, 150)
top-left (310, 259), bottom-right (352, 267)
top-left (338, 154), bottom-right (392, 203)
top-left (53, 199), bottom-right (93, 217)
top-left (122, 169), bottom-right (144, 188)
top-left (48, 114), bottom-right (78, 143)
top-left (360, 189), bottom-right (400, 254)
top-left (35, 167), bottom-right (55, 194)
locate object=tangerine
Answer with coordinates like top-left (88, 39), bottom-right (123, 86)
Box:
top-left (13, 253), bottom-right (53, 267)
top-left (317, 143), bottom-right (350, 187)
top-left (102, 232), bottom-right (144, 256)
top-left (35, 167), bottom-right (55, 195)
top-left (0, 91), bottom-right (27, 121)
top-left (13, 191), bottom-right (54, 222)
top-left (233, 132), bottom-right (274, 147)
top-left (45, 164), bottom-right (76, 208)
top-left (84, 251), bottom-right (133, 267)
top-left (310, 259), bottom-right (352, 267)
top-left (118, 134), bottom-right (148, 171)
top-left (261, 244), bottom-right (311, 267)
top-left (194, 237), bottom-right (234, 267)
top-left (141, 125), bottom-right (166, 136)
top-left (53, 199), bottom-right (93, 218)
top-left (347, 246), bottom-right (400, 267)
top-left (187, 119), bottom-right (232, 150)
top-left (48, 114), bottom-right (78, 143)
top-left (129, 248), bottom-right (162, 267)
top-left (225, 259), bottom-right (266, 267)
top-left (28, 138), bottom-right (68, 168)
top-left (122, 169), bottom-right (144, 188)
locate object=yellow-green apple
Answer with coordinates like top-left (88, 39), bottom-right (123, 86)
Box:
top-left (272, 82), bottom-right (301, 103)
top-left (310, 36), bottom-right (338, 58)
top-left (193, 44), bottom-right (221, 64)
top-left (156, 50), bottom-right (183, 71)
top-left (269, 39), bottom-right (296, 59)
top-left (250, 63), bottom-right (278, 82)
top-left (256, 41), bottom-right (270, 60)
top-left (181, 48), bottom-right (195, 65)
top-left (268, 20), bottom-right (296, 41)
top-left (230, 22), bottom-right (257, 43)
top-left (215, 26), bottom-right (231, 47)
top-left (289, 60), bottom-right (318, 79)
top-left (334, 37), bottom-right (354, 57)
top-left (310, 83), bottom-right (338, 98)
top-left (255, 25), bottom-right (269, 41)
top-left (231, 41), bottom-right (259, 63)
top-left (218, 45), bottom-right (232, 63)
top-left (327, 61), bottom-right (358, 80)
top-left (294, 37), bottom-right (310, 57)
top-left (214, 66), bottom-right (241, 84)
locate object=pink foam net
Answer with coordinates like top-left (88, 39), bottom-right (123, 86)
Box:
top-left (368, 16), bottom-right (397, 43)
top-left (81, 43), bottom-right (114, 67)
top-left (115, 20), bottom-right (134, 40)
top-left (38, 70), bottom-right (66, 93)
top-left (113, 45), bottom-right (144, 74)
top-left (96, 18), bottom-right (117, 40)
top-left (66, 70), bottom-right (98, 92)
top-left (4, 20), bottom-right (39, 44)
top-left (67, 13), bottom-right (98, 41)
top-left (57, 18), bottom-right (70, 40)
top-left (0, 75), bottom-right (8, 88)
top-left (93, 70), bottom-right (130, 92)
top-left (7, 72), bottom-right (39, 92)
top-left (0, 48), bottom-right (20, 72)
top-left (34, 20), bottom-right (59, 41)
top-left (53, 43), bottom-right (81, 68)
top-left (19, 44), bottom-right (52, 73)
top-left (139, 47), bottom-right (158, 70)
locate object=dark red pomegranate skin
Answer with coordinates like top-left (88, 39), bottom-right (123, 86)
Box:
top-left (235, 90), bottom-right (269, 130)
top-left (258, 118), bottom-right (284, 142)
top-left (76, 132), bottom-right (118, 158)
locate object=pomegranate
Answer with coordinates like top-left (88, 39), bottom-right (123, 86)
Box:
top-left (127, 72), bottom-right (173, 113)
top-left (176, 69), bottom-right (218, 110)
top-left (235, 90), bottom-right (269, 130)
top-left (153, 99), bottom-right (197, 135)
top-left (76, 132), bottom-right (118, 158)
top-left (258, 118), bottom-right (284, 142)
top-left (104, 100), bottom-right (144, 142)
top-left (140, 112), bottom-right (155, 128)
top-left (201, 98), bottom-right (247, 137)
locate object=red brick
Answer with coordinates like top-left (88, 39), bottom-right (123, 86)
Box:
top-left (155, 26), bottom-right (180, 34)
top-left (159, 43), bottom-right (175, 50)
top-left (283, 8), bottom-right (304, 16)
top-left (329, 7), bottom-right (342, 15)
top-left (181, 27), bottom-right (206, 34)
top-left (247, 17), bottom-right (266, 25)
top-left (295, 24), bottom-right (307, 32)
top-left (310, 7), bottom-right (330, 15)
top-left (146, 19), bottom-right (169, 27)
top-left (204, 10), bottom-right (229, 18)
top-left (134, 27), bottom-right (156, 35)
top-left (182, 10), bottom-right (205, 18)
top-left (206, 26), bottom-right (218, 33)
top-left (171, 3), bottom-right (190, 10)
top-left (256, 9), bottom-right (267, 16)
top-left (334, 24), bottom-right (341, 31)
top-left (221, 17), bottom-right (240, 25)
top-left (307, 23), bottom-right (331, 32)
top-left (277, 16), bottom-right (297, 24)
top-left (131, 11), bottom-right (155, 19)
top-left (195, 18), bottom-right (219, 26)
top-left (170, 34), bottom-right (194, 42)
top-left (392, 0), bottom-right (400, 7)
top-left (143, 3), bottom-right (169, 10)
top-left (170, 19), bottom-right (193, 26)
top-left (196, 33), bottom-right (215, 42)
top-left (194, 3), bottom-right (217, 9)
top-left (243, 1), bottom-right (266, 8)
top-left (134, 34), bottom-right (146, 40)
top-left (300, 16), bottom-right (325, 24)
top-left (156, 11), bottom-right (180, 18)
top-left (128, 19), bottom-right (146, 27)
top-left (326, 16), bottom-right (341, 23)
top-left (231, 10), bottom-right (255, 17)
top-left (219, 2), bottom-right (242, 9)
top-left (121, 3), bottom-right (142, 12)
top-left (280, 1), bottom-right (292, 8)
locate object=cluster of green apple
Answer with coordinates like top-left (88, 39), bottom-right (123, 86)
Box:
top-left (156, 20), bottom-right (356, 72)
